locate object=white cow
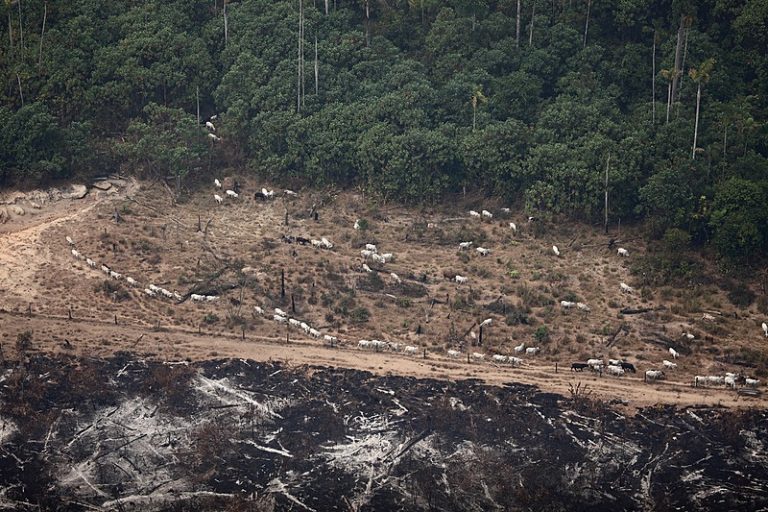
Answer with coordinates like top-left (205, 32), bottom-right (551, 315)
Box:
top-left (459, 241), bottom-right (473, 250)
top-left (455, 275), bottom-right (468, 284)
top-left (605, 365), bottom-right (625, 377)
top-left (646, 370), bottom-right (665, 381)
top-left (662, 360), bottom-right (677, 370)
top-left (225, 189), bottom-right (238, 198)
top-left (552, 245), bottom-right (560, 257)
top-left (509, 222), bottom-right (517, 233)
top-left (492, 355), bottom-right (508, 364)
top-left (476, 247), bottom-right (490, 256)
top-left (447, 349), bottom-right (462, 358)
top-left (514, 343), bottom-right (525, 354)
top-left (617, 247), bottom-right (629, 257)
top-left (469, 210), bottom-right (481, 218)
top-left (481, 210), bottom-right (493, 219)
top-left (214, 194), bottom-right (223, 205)
top-left (525, 347), bottom-right (540, 356)
top-left (620, 282), bottom-right (634, 294)
top-left (762, 322), bottom-right (768, 337)
top-left (669, 347), bottom-right (679, 359)
top-left (560, 300), bottom-right (575, 309)
top-left (404, 345), bottom-right (419, 355)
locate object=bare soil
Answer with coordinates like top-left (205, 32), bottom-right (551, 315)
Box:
top-left (0, 178), bottom-right (766, 412)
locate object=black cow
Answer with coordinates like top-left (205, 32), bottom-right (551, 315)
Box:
top-left (620, 362), bottom-right (636, 373)
top-left (571, 362), bottom-right (589, 372)
top-left (296, 237), bottom-right (311, 245)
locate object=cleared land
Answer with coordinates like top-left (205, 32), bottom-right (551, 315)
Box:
top-left (0, 178), bottom-right (766, 410)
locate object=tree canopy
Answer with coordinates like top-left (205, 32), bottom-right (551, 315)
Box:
top-left (1, 0), bottom-right (766, 261)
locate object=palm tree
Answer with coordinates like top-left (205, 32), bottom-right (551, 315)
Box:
top-left (689, 58), bottom-right (715, 160)
top-left (470, 87), bottom-right (487, 131)
top-left (660, 68), bottom-right (675, 124)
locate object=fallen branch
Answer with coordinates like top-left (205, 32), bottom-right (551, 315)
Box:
top-left (620, 306), bottom-right (665, 315)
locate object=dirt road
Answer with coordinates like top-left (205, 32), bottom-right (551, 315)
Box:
top-left (0, 309), bottom-right (762, 411)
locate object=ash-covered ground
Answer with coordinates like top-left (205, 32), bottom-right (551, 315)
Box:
top-left (0, 354), bottom-right (766, 511)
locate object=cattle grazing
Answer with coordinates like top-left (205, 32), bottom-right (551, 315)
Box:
top-left (617, 247), bottom-right (629, 257)
top-left (669, 347), bottom-right (679, 359)
top-left (571, 362), bottom-right (589, 372)
top-left (646, 370), bottom-right (665, 381)
top-left (620, 362), bottom-right (636, 373)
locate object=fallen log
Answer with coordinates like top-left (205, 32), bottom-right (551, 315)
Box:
top-left (620, 306), bottom-right (665, 315)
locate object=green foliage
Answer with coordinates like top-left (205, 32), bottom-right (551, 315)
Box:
top-left (710, 178), bottom-right (768, 261)
top-left (350, 307), bottom-right (370, 324)
top-left (534, 326), bottom-right (550, 344)
top-left (1, 1), bottom-right (767, 263)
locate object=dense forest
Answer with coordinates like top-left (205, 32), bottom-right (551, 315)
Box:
top-left (1, 0), bottom-right (766, 262)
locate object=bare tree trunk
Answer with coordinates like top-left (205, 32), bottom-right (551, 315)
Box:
top-left (297, 0), bottom-right (302, 112)
top-left (652, 31), bottom-right (656, 124)
top-left (314, 35), bottom-right (318, 95)
top-left (723, 123), bottom-right (727, 157)
top-left (529, 2), bottom-right (535, 46)
top-left (17, 0), bottom-right (23, 52)
top-left (223, 0), bottom-right (229, 44)
top-left (604, 154), bottom-right (610, 234)
top-left (324, 0), bottom-right (328, 15)
top-left (583, 0), bottom-right (591, 48)
top-left (196, 85), bottom-right (200, 125)
top-left (364, 0), bottom-right (370, 46)
top-left (515, 0), bottom-right (521, 48)
top-left (665, 81), bottom-right (671, 124)
top-left (677, 21), bottom-right (690, 106)
top-left (16, 73), bottom-right (24, 105)
top-left (670, 15), bottom-right (685, 107)
top-left (300, 0), bottom-right (305, 108)
top-left (692, 82), bottom-right (701, 159)
top-left (38, 1), bottom-right (46, 66)
top-left (7, 11), bottom-right (12, 51)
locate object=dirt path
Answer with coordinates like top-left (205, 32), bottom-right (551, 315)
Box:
top-left (0, 180), bottom-right (139, 307)
top-left (1, 310), bottom-right (762, 412)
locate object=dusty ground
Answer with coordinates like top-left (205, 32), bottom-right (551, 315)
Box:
top-left (0, 178), bottom-right (766, 411)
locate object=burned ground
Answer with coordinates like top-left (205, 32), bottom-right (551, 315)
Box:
top-left (0, 354), bottom-right (766, 511)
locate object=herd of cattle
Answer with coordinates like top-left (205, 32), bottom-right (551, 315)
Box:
top-left (569, 356), bottom-right (760, 389)
top-left (63, 180), bottom-right (765, 397)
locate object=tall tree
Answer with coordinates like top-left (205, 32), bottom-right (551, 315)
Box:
top-left (583, 0), bottom-right (591, 48)
top-left (670, 14), bottom-right (686, 106)
top-left (516, 0), bottom-right (521, 48)
top-left (470, 87), bottom-right (487, 131)
top-left (689, 58), bottom-right (715, 160)
top-left (660, 68), bottom-right (674, 124)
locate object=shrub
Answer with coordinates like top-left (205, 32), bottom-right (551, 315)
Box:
top-left (726, 286), bottom-right (755, 307)
top-left (534, 326), bottom-right (550, 343)
top-left (203, 313), bottom-right (219, 324)
top-left (350, 307), bottom-right (370, 324)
